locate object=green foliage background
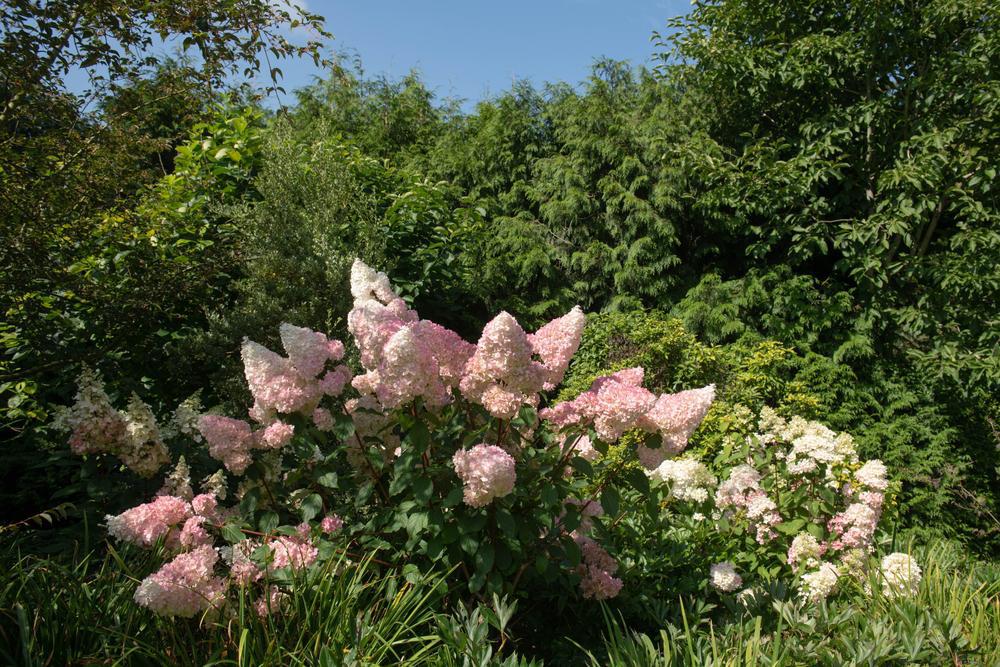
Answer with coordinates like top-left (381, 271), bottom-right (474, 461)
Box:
top-left (3, 0), bottom-right (998, 552)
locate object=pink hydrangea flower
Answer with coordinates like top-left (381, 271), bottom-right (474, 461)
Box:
top-left (257, 421), bottom-right (295, 449)
top-left (640, 384), bottom-right (715, 456)
top-left (320, 514), bottom-right (343, 534)
top-left (827, 501), bottom-right (880, 551)
top-left (106, 495), bottom-right (192, 549)
top-left (542, 370), bottom-right (714, 468)
top-left (319, 365), bottom-right (352, 396)
top-left (240, 324), bottom-right (350, 422)
top-left (540, 368), bottom-right (654, 442)
top-left (267, 536), bottom-right (318, 571)
top-left (574, 533), bottom-right (623, 600)
top-left (242, 340), bottom-right (324, 416)
top-left (348, 260), bottom-right (474, 409)
top-left (198, 415), bottom-right (254, 475)
top-left (255, 585), bottom-right (288, 618)
top-left (452, 444), bottom-right (517, 507)
top-left (418, 321), bottom-right (476, 387)
top-left (528, 306), bottom-right (586, 390)
top-left (178, 516), bottom-right (213, 549)
top-left (191, 493), bottom-right (219, 521)
top-left (133, 545), bottom-right (226, 618)
top-left (460, 312), bottom-right (548, 418)
top-left (226, 539), bottom-right (262, 585)
top-left (60, 366), bottom-right (127, 456)
top-left (715, 465), bottom-right (781, 543)
top-left (279, 322), bottom-right (336, 378)
top-left (369, 323), bottom-right (451, 409)
top-left (312, 407), bottom-right (334, 432)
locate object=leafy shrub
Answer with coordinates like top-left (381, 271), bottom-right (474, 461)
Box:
top-left (563, 311), bottom-right (999, 552)
top-left (53, 261), bottom-right (721, 623)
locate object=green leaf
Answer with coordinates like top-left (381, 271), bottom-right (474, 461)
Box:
top-left (601, 488), bottom-right (620, 517)
top-left (221, 522), bottom-right (245, 543)
top-left (625, 468), bottom-right (650, 495)
top-left (442, 487), bottom-right (464, 508)
top-left (535, 554), bottom-right (549, 574)
top-left (413, 476), bottom-right (433, 504)
top-left (496, 508), bottom-right (516, 537)
top-left (316, 472), bottom-right (338, 488)
top-left (776, 518), bottom-right (807, 536)
top-left (258, 511), bottom-right (279, 534)
top-left (474, 542), bottom-right (495, 574)
top-left (300, 493), bottom-right (323, 522)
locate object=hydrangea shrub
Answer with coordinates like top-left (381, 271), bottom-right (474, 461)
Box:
top-left (55, 260), bottom-right (718, 617)
top-left (639, 407), bottom-right (916, 605)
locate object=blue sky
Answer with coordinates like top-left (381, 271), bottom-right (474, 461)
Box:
top-left (67, 0), bottom-right (693, 110)
top-left (275, 0), bottom-right (691, 107)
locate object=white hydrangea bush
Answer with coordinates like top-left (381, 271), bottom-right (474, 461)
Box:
top-left (641, 406), bottom-right (912, 606)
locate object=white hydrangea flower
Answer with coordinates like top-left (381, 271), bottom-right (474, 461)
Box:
top-left (647, 457), bottom-right (717, 503)
top-left (880, 553), bottom-right (921, 598)
top-left (855, 459), bottom-right (888, 491)
top-left (800, 562), bottom-right (839, 603)
top-left (709, 561), bottom-right (742, 593)
top-left (787, 532), bottom-right (823, 572)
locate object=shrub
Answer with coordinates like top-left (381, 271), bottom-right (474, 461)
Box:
top-left (53, 261), bottom-right (721, 619)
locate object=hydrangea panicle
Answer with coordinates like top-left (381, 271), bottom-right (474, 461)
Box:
top-left (133, 545), bottom-right (226, 618)
top-left (573, 533), bottom-right (623, 600)
top-left (879, 552), bottom-right (921, 598)
top-left (527, 306), bottom-right (586, 390)
top-left (709, 562), bottom-right (743, 592)
top-left (452, 444), bottom-right (517, 507)
top-left (647, 457), bottom-right (717, 503)
top-left (460, 312), bottom-right (548, 418)
top-left (106, 495), bottom-right (191, 549)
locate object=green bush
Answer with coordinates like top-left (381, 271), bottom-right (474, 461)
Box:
top-left (562, 311), bottom-right (999, 551)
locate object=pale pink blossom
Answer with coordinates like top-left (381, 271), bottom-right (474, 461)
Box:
top-left (418, 321), bottom-right (476, 387)
top-left (319, 366), bottom-right (352, 396)
top-left (528, 306), bottom-right (586, 390)
top-left (118, 393), bottom-right (170, 478)
top-left (320, 514), bottom-right (343, 533)
top-left (641, 384), bottom-right (715, 452)
top-left (574, 533), bottom-right (623, 600)
top-left (59, 366), bottom-right (127, 456)
top-left (267, 536), bottom-right (318, 571)
top-left (279, 322), bottom-right (336, 378)
top-left (257, 421), bottom-right (295, 450)
top-left (452, 444), bottom-right (517, 507)
top-left (133, 545), bottom-right (226, 617)
top-left (255, 585), bottom-right (289, 617)
top-left (191, 494), bottom-right (219, 521)
top-left (242, 340), bottom-right (324, 417)
top-left (178, 516), bottom-right (213, 549)
top-left (709, 562), bottom-right (742, 592)
top-left (312, 407), bottom-right (334, 431)
top-left (106, 495), bottom-right (191, 549)
top-left (460, 312), bottom-right (548, 418)
top-left (198, 415), bottom-right (254, 474)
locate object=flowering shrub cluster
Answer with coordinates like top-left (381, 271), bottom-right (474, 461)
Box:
top-left (644, 407), bottom-right (919, 604)
top-left (56, 260), bottom-right (720, 617)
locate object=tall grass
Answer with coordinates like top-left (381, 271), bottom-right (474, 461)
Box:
top-left (585, 542), bottom-right (1000, 666)
top-left (3, 540), bottom-right (998, 665)
top-left (0, 543), bottom-right (447, 666)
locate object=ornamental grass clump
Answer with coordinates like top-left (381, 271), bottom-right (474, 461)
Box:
top-left (55, 259), bottom-right (717, 617)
